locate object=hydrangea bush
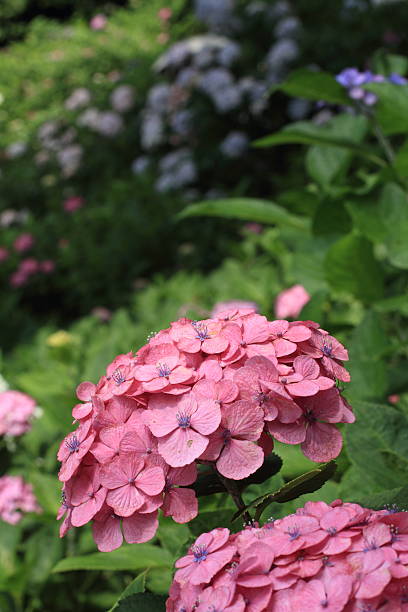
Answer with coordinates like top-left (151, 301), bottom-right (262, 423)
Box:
top-left (57, 308), bottom-right (353, 551)
top-left (167, 500), bottom-right (408, 611)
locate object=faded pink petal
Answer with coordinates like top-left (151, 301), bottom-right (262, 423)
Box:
top-left (216, 439), bottom-right (264, 479)
top-left (301, 422), bottom-right (343, 462)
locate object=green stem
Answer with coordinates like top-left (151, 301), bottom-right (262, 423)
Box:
top-left (217, 473), bottom-right (253, 525)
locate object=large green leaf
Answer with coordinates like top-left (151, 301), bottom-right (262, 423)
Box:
top-left (278, 69), bottom-right (350, 105)
top-left (346, 311), bottom-right (390, 401)
top-left (324, 234), bottom-right (384, 302)
top-left (52, 544), bottom-right (172, 573)
top-left (178, 198), bottom-right (308, 230)
top-left (345, 401), bottom-right (408, 491)
top-left (233, 461), bottom-right (337, 522)
top-left (379, 182), bottom-right (408, 269)
top-left (367, 81), bottom-right (408, 134)
top-left (114, 593), bottom-right (166, 612)
top-left (254, 121), bottom-right (384, 167)
top-left (306, 114), bottom-right (369, 189)
top-left (345, 198), bottom-right (386, 244)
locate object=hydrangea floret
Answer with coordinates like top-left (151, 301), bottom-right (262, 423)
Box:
top-left (57, 309), bottom-right (353, 551)
top-left (167, 500), bottom-right (408, 611)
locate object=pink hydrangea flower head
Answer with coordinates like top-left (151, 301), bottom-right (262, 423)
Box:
top-left (275, 285), bottom-right (311, 319)
top-left (168, 501), bottom-right (408, 611)
top-left (90, 14), bottom-right (107, 30)
top-left (57, 314), bottom-right (353, 550)
top-left (0, 475), bottom-right (41, 524)
top-left (63, 196), bottom-right (84, 213)
top-left (13, 232), bottom-right (34, 253)
top-left (0, 390), bottom-right (36, 436)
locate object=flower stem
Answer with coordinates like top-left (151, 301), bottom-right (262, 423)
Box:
top-left (217, 473), bottom-right (253, 525)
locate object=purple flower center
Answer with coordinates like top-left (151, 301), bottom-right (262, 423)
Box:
top-left (363, 538), bottom-right (378, 551)
top-left (157, 362), bottom-right (171, 377)
top-left (322, 343), bottom-right (333, 357)
top-left (112, 368), bottom-right (126, 385)
top-left (176, 411), bottom-right (191, 429)
top-left (286, 526), bottom-right (300, 541)
top-left (192, 545), bottom-right (208, 563)
top-left (222, 429), bottom-right (232, 445)
top-left (305, 410), bottom-right (317, 424)
top-left (65, 433), bottom-right (81, 453)
top-left (327, 527), bottom-right (337, 536)
top-left (254, 391), bottom-right (269, 405)
top-left (192, 321), bottom-right (210, 341)
top-left (320, 599), bottom-right (329, 608)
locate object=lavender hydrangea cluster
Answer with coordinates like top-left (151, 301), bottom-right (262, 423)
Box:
top-left (336, 67), bottom-right (407, 106)
top-left (134, 1), bottom-right (303, 194)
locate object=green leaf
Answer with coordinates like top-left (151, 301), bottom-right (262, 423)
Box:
top-left (52, 544), bottom-right (172, 573)
top-left (394, 138), bottom-right (408, 176)
top-left (374, 295), bottom-right (408, 316)
top-left (345, 199), bottom-right (386, 243)
top-left (28, 472), bottom-right (61, 515)
top-left (346, 311), bottom-right (389, 400)
top-left (233, 461), bottom-right (337, 522)
top-left (324, 234), bottom-right (384, 302)
top-left (24, 524), bottom-right (62, 585)
top-left (372, 51), bottom-right (408, 78)
top-left (353, 485), bottom-right (408, 511)
top-left (366, 81), bottom-right (408, 134)
top-left (0, 523), bottom-right (20, 579)
top-left (379, 182), bottom-right (408, 269)
top-left (345, 400), bottom-right (408, 491)
top-left (254, 121), bottom-right (384, 167)
top-left (114, 593), bottom-right (166, 612)
top-left (298, 290), bottom-right (329, 323)
top-left (312, 200), bottom-right (352, 237)
top-left (108, 571), bottom-right (147, 612)
top-left (178, 198), bottom-right (308, 230)
top-left (306, 114), bottom-right (369, 188)
top-left (278, 69), bottom-right (350, 105)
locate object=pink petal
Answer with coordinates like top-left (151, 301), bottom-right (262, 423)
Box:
top-left (267, 420), bottom-right (306, 445)
top-left (169, 366), bottom-right (195, 385)
top-left (122, 511), bottom-right (159, 544)
top-left (92, 512), bottom-right (123, 552)
top-left (162, 487), bottom-right (198, 523)
top-left (202, 335), bottom-right (229, 354)
top-left (301, 422), bottom-right (342, 462)
top-left (145, 406), bottom-right (178, 437)
top-left (285, 324), bottom-right (312, 343)
top-left (190, 400), bottom-right (221, 435)
top-left (135, 466), bottom-right (165, 496)
top-left (273, 338), bottom-right (297, 357)
top-left (76, 381), bottom-right (96, 401)
top-left (106, 483), bottom-right (145, 516)
top-left (293, 355), bottom-right (319, 379)
top-left (133, 365), bottom-right (158, 382)
top-left (221, 401), bottom-right (264, 440)
top-left (158, 428), bottom-right (208, 467)
top-left (269, 320), bottom-right (289, 337)
top-left (287, 380), bottom-right (319, 397)
top-left (71, 488), bottom-right (107, 527)
top-left (216, 439), bottom-right (264, 480)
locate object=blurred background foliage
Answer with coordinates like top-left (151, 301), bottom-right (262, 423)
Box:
top-left (2, 0), bottom-right (408, 610)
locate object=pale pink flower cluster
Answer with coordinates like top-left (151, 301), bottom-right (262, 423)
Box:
top-left (0, 390), bottom-right (36, 437)
top-left (0, 476), bottom-right (41, 524)
top-left (57, 309), bottom-right (352, 551)
top-left (275, 284), bottom-right (311, 320)
top-left (167, 500), bottom-right (408, 611)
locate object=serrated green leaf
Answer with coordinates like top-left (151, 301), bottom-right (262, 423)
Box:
top-left (324, 234), bottom-right (384, 302)
top-left (108, 571), bottom-right (147, 612)
top-left (178, 198), bottom-right (308, 230)
top-left (353, 486), bottom-right (408, 511)
top-left (52, 544), bottom-right (172, 573)
top-left (115, 593), bottom-right (166, 612)
top-left (232, 461), bottom-right (337, 522)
